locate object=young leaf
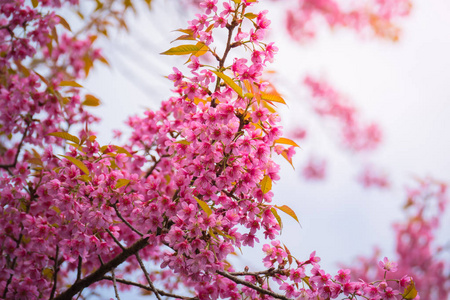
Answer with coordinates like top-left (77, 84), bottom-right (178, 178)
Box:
top-left (195, 197), bottom-right (212, 216)
top-left (275, 137), bottom-right (300, 148)
top-left (402, 280), bottom-right (418, 299)
top-left (82, 94), bottom-right (101, 106)
top-left (56, 15), bottom-right (72, 31)
top-left (115, 179), bottom-right (131, 189)
top-left (161, 44), bottom-right (204, 56)
top-left (193, 43), bottom-right (209, 57)
top-left (244, 13), bottom-right (258, 19)
top-left (260, 175), bottom-right (272, 194)
top-left (281, 150), bottom-right (295, 170)
top-left (212, 71), bottom-right (243, 98)
top-left (48, 132), bottom-right (80, 145)
top-left (275, 205), bottom-right (300, 225)
top-left (60, 80), bottom-right (83, 88)
top-left (270, 207), bottom-right (283, 230)
top-left (61, 155), bottom-right (89, 175)
top-left (261, 92), bottom-right (286, 104)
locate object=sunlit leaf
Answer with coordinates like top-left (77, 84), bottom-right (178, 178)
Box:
top-left (270, 207), bottom-right (283, 230)
top-left (195, 197), bottom-right (212, 216)
top-left (60, 80), bottom-right (83, 88)
top-left (402, 280), bottom-right (418, 299)
top-left (175, 140), bottom-right (191, 145)
top-left (244, 13), bottom-right (258, 19)
top-left (32, 0), bottom-right (39, 7)
top-left (48, 132), bottom-right (80, 145)
top-left (281, 150), bottom-right (295, 170)
top-left (275, 137), bottom-right (300, 148)
top-left (42, 268), bottom-right (53, 280)
top-left (261, 92), bottom-right (286, 104)
top-left (171, 34), bottom-right (195, 43)
top-left (192, 42), bottom-right (209, 57)
top-left (82, 94), bottom-right (101, 106)
top-left (61, 155), bottom-right (89, 175)
top-left (212, 71), bottom-right (243, 98)
top-left (275, 205), bottom-right (300, 225)
top-left (161, 44), bottom-right (205, 56)
top-left (115, 179), bottom-right (131, 189)
top-left (260, 175), bottom-right (272, 194)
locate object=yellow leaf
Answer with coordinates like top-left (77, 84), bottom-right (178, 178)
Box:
top-left (261, 92), bottom-right (286, 105)
top-left (82, 94), bottom-right (101, 106)
top-left (88, 135), bottom-right (96, 142)
top-left (27, 157), bottom-right (43, 166)
top-left (56, 15), bottom-right (71, 31)
top-left (171, 34), bottom-right (195, 43)
top-left (60, 80), bottom-right (83, 88)
top-left (209, 228), bottom-right (220, 241)
top-left (195, 197), bottom-right (212, 216)
top-left (275, 137), bottom-right (300, 148)
top-left (275, 205), bottom-right (300, 225)
top-left (115, 179), bottom-right (130, 189)
top-left (402, 280), bottom-right (418, 299)
top-left (77, 174), bottom-right (91, 182)
top-left (193, 42), bottom-right (209, 57)
top-left (175, 140), bottom-right (191, 145)
top-left (244, 13), bottom-right (258, 19)
top-left (31, 0), bottom-right (38, 7)
top-left (48, 132), bottom-right (80, 145)
top-left (270, 207), bottom-right (283, 230)
top-left (281, 150), bottom-right (295, 170)
top-left (161, 44), bottom-right (205, 56)
top-left (212, 71), bottom-right (243, 98)
top-left (174, 28), bottom-right (194, 35)
top-left (61, 155), bottom-right (89, 175)
top-left (260, 175), bottom-right (272, 194)
top-left (42, 268), bottom-right (53, 280)
top-left (51, 206), bottom-right (61, 214)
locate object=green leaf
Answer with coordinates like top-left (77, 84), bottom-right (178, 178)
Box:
top-left (161, 44), bottom-right (205, 56)
top-left (270, 207), bottom-right (283, 230)
top-left (48, 132), bottom-right (80, 145)
top-left (275, 205), bottom-right (300, 225)
top-left (195, 197), bottom-right (212, 216)
top-left (82, 94), bottom-right (101, 106)
top-left (260, 175), bottom-right (272, 194)
top-left (402, 280), bottom-right (418, 299)
top-left (60, 80), bottom-right (83, 88)
top-left (212, 71), bottom-right (243, 98)
top-left (61, 155), bottom-right (89, 175)
top-left (244, 13), bottom-right (258, 19)
top-left (275, 137), bottom-right (300, 148)
top-left (115, 179), bottom-right (131, 189)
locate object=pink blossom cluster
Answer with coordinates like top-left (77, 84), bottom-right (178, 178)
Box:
top-left (358, 165), bottom-right (390, 189)
top-left (346, 178), bottom-right (450, 299)
top-left (286, 0), bottom-right (412, 42)
top-left (0, 0), bottom-right (421, 299)
top-left (258, 241), bottom-right (416, 299)
top-left (304, 76), bottom-right (382, 153)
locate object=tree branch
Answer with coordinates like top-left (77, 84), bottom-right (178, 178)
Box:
top-left (135, 252), bottom-right (162, 300)
top-left (102, 276), bottom-right (197, 300)
top-left (216, 270), bottom-right (291, 300)
top-left (54, 237), bottom-right (149, 300)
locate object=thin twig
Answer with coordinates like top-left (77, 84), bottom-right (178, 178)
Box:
top-left (102, 276), bottom-right (197, 300)
top-left (135, 252), bottom-right (162, 300)
top-left (112, 204), bottom-right (144, 237)
top-left (106, 228), bottom-right (126, 251)
top-left (49, 246), bottom-right (60, 299)
top-left (111, 269), bottom-right (121, 300)
top-left (216, 270), bottom-right (291, 300)
top-left (0, 122), bottom-right (30, 170)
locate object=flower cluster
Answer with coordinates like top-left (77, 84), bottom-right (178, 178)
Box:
top-left (286, 0), bottom-right (412, 42)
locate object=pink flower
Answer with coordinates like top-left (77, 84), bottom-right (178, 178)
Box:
top-left (378, 257), bottom-right (398, 272)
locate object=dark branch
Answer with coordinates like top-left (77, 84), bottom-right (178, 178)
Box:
top-left (54, 237), bottom-right (149, 300)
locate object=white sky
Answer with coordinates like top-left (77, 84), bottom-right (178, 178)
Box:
top-left (84, 0), bottom-right (450, 297)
